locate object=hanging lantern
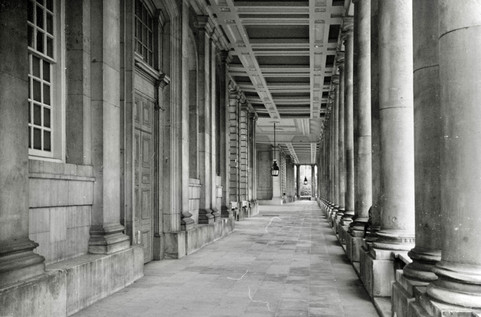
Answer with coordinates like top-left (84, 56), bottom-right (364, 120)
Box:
top-left (271, 160), bottom-right (279, 176)
top-left (304, 176), bottom-right (308, 185)
top-left (271, 122), bottom-right (279, 177)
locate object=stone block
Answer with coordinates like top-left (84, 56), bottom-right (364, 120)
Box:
top-left (361, 249), bottom-right (396, 298)
top-left (392, 278), bottom-right (415, 317)
top-left (164, 231), bottom-right (186, 259)
top-left (50, 208), bottom-right (67, 243)
top-left (0, 271), bottom-right (66, 317)
top-left (29, 208), bottom-right (50, 234)
top-left (412, 292), bottom-right (481, 317)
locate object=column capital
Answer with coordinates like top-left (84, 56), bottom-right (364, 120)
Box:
top-left (193, 15), bottom-right (214, 34)
top-left (336, 51), bottom-right (345, 68)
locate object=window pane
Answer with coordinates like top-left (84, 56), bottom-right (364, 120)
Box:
top-left (36, 5), bottom-right (43, 29)
top-left (44, 108), bottom-right (50, 128)
top-left (28, 26), bottom-right (34, 48)
top-left (47, 37), bottom-right (53, 58)
top-left (43, 85), bottom-right (50, 105)
top-left (46, 0), bottom-right (53, 11)
top-left (37, 31), bottom-right (44, 53)
top-left (28, 102), bottom-right (32, 123)
top-left (43, 60), bottom-right (50, 81)
top-left (34, 104), bottom-right (42, 125)
top-left (29, 126), bottom-right (32, 148)
top-left (33, 56), bottom-right (40, 77)
top-left (33, 128), bottom-right (41, 150)
top-left (43, 130), bottom-right (51, 151)
top-left (28, 1), bottom-right (34, 22)
top-left (33, 80), bottom-right (41, 102)
top-left (46, 12), bottom-right (53, 34)
top-left (28, 79), bottom-right (32, 99)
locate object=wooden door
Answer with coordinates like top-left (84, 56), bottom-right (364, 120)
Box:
top-left (134, 92), bottom-right (154, 263)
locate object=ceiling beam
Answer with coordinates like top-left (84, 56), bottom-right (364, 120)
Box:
top-left (285, 143), bottom-right (300, 164)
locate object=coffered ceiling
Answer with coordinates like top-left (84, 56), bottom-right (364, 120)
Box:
top-left (195, 0), bottom-right (351, 164)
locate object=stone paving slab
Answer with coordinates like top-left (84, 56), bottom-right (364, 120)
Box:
top-left (74, 201), bottom-right (378, 317)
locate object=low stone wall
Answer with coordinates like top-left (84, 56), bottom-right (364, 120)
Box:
top-left (186, 218), bottom-right (235, 255)
top-left (0, 246), bottom-right (143, 317)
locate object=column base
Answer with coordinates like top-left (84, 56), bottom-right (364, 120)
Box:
top-left (403, 247), bottom-right (440, 282)
top-left (414, 291), bottom-right (481, 317)
top-left (426, 261), bottom-right (481, 309)
top-left (198, 208), bottom-right (215, 224)
top-left (0, 238), bottom-right (45, 288)
top-left (211, 208), bottom-right (221, 221)
top-left (181, 210), bottom-right (195, 231)
top-left (88, 223), bottom-right (131, 254)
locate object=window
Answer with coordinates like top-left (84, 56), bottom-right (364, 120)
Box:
top-left (135, 0), bottom-right (154, 67)
top-left (28, 0), bottom-right (63, 159)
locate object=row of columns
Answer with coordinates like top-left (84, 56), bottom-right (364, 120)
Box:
top-left (319, 0), bottom-right (481, 313)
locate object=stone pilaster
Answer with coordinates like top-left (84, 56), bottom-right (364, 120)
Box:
top-left (228, 82), bottom-right (240, 215)
top-left (89, 0), bottom-right (130, 254)
top-left (348, 0), bottom-right (371, 263)
top-left (0, 1), bottom-right (45, 287)
top-left (194, 17), bottom-right (214, 224)
top-left (218, 51), bottom-right (231, 218)
top-left (209, 39), bottom-right (220, 220)
top-left (342, 20), bottom-right (355, 226)
top-left (362, 0), bottom-right (415, 298)
top-left (419, 1), bottom-right (481, 313)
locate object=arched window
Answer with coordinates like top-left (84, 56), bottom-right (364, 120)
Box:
top-left (135, 0), bottom-right (154, 66)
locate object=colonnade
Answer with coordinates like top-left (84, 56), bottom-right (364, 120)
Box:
top-left (318, 0), bottom-right (481, 315)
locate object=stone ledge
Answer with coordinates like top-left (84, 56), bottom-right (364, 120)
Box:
top-left (47, 246), bottom-right (143, 316)
top-left (186, 218), bottom-right (235, 255)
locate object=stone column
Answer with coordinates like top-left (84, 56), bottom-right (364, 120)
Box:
top-left (89, 0), bottom-right (130, 254)
top-left (195, 17), bottom-right (214, 224)
top-left (402, 0), bottom-right (442, 283)
top-left (0, 1), bottom-right (45, 287)
top-left (249, 112), bottom-right (258, 208)
top-left (311, 165), bottom-right (316, 199)
top-left (296, 164), bottom-right (301, 198)
top-left (368, 0), bottom-right (381, 236)
top-left (342, 20), bottom-right (355, 225)
top-left (362, 0), bottom-right (415, 298)
top-left (423, 1), bottom-right (481, 310)
top-left (392, 2), bottom-right (442, 313)
top-left (336, 57), bottom-right (346, 228)
top-left (218, 51), bottom-right (230, 218)
top-left (374, 0), bottom-right (415, 248)
top-left (348, 0), bottom-right (372, 262)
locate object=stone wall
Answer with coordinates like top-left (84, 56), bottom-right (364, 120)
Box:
top-left (29, 160), bottom-right (94, 264)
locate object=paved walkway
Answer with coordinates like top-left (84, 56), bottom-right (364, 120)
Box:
top-left (75, 201), bottom-right (378, 317)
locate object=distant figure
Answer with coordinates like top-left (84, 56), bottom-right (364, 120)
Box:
top-left (282, 193), bottom-right (287, 204)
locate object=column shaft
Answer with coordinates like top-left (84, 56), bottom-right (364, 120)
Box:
top-left (403, 0), bottom-right (441, 282)
top-left (374, 0), bottom-right (415, 246)
top-left (426, 1), bottom-right (481, 308)
top-left (369, 0), bottom-right (381, 234)
top-left (337, 64), bottom-right (346, 214)
top-left (353, 0), bottom-right (372, 223)
top-left (343, 23), bottom-right (355, 221)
